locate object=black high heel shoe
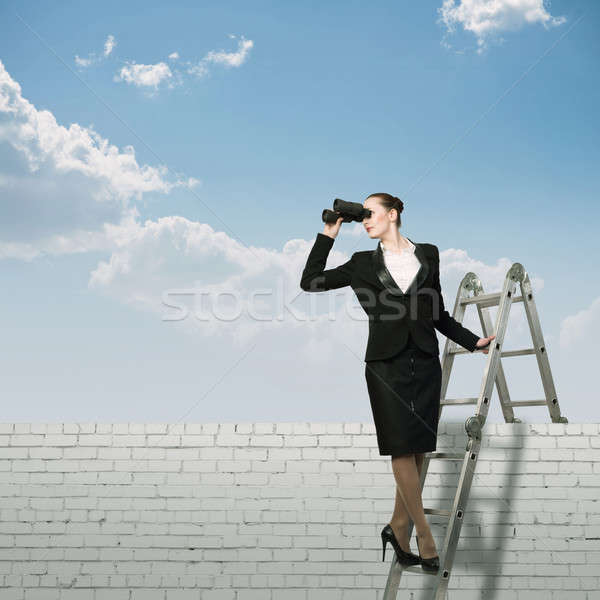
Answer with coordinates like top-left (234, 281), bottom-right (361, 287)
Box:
top-left (381, 524), bottom-right (420, 565)
top-left (415, 534), bottom-right (440, 573)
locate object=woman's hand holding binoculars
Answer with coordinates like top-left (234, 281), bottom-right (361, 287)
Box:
top-left (323, 216), bottom-right (343, 239)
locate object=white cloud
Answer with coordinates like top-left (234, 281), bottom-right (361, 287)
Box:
top-left (75, 34), bottom-right (253, 90)
top-left (436, 247), bottom-right (545, 339)
top-left (75, 34), bottom-right (117, 67)
top-left (559, 296), bottom-right (600, 349)
top-left (343, 223), bottom-right (366, 237)
top-left (115, 60), bottom-right (174, 90)
top-left (87, 217), bottom-right (366, 351)
top-left (104, 34), bottom-right (116, 57)
top-left (0, 59), bottom-right (199, 260)
top-left (439, 246), bottom-right (544, 294)
top-left (86, 215), bottom-right (539, 361)
top-left (438, 0), bottom-right (566, 53)
top-left (186, 62), bottom-right (209, 78)
top-left (74, 54), bottom-right (94, 67)
top-left (204, 35), bottom-right (254, 67)
top-left (186, 34), bottom-right (254, 79)
top-left (553, 295), bottom-right (600, 420)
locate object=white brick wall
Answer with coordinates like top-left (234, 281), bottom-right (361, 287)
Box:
top-left (0, 422), bottom-right (598, 599)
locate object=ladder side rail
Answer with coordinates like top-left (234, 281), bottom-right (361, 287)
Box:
top-left (432, 437), bottom-right (482, 599)
top-left (471, 272), bottom-right (518, 427)
top-left (432, 272), bottom-right (516, 598)
top-left (427, 273), bottom-right (484, 599)
top-left (475, 291), bottom-right (516, 423)
top-left (382, 556), bottom-right (405, 600)
top-left (519, 273), bottom-right (566, 423)
top-left (438, 269), bottom-right (473, 414)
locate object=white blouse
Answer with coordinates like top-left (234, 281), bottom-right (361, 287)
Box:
top-left (381, 239), bottom-right (421, 293)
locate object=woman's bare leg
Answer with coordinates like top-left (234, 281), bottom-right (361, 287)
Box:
top-left (389, 453), bottom-right (425, 551)
top-left (390, 453), bottom-right (437, 558)
top-left (414, 452), bottom-right (425, 475)
top-left (389, 478), bottom-right (412, 552)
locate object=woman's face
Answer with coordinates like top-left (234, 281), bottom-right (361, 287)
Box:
top-left (362, 197), bottom-right (395, 239)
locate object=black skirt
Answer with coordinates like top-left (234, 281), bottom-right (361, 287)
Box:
top-left (364, 331), bottom-right (442, 456)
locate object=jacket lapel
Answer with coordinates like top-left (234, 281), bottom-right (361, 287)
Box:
top-left (371, 237), bottom-right (429, 296)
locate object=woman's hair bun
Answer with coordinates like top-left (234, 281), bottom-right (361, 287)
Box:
top-left (365, 193), bottom-right (404, 223)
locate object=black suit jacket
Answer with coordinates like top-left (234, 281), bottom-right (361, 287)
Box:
top-left (300, 233), bottom-right (480, 361)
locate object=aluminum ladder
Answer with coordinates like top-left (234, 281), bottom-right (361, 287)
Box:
top-left (382, 261), bottom-right (567, 600)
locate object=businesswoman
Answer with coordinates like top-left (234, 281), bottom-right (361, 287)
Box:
top-left (300, 193), bottom-right (494, 572)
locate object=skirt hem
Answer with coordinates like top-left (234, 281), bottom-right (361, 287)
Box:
top-left (379, 446), bottom-right (436, 456)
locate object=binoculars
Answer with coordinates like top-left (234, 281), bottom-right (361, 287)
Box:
top-left (322, 198), bottom-right (372, 224)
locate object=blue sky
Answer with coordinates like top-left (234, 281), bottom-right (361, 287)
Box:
top-left (0, 0), bottom-right (598, 423)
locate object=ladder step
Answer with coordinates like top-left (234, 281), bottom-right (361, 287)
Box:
top-left (448, 347), bottom-right (470, 355)
top-left (400, 564), bottom-right (438, 576)
top-left (424, 508), bottom-right (451, 517)
top-left (441, 397), bottom-right (479, 406)
top-left (508, 399), bottom-right (548, 407)
top-left (459, 292), bottom-right (524, 308)
top-left (425, 452), bottom-right (464, 460)
top-left (498, 348), bottom-right (536, 357)
top-left (449, 346), bottom-right (536, 357)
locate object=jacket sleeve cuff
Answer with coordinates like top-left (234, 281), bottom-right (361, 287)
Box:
top-left (466, 331), bottom-right (480, 352)
top-left (316, 232), bottom-right (335, 245)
